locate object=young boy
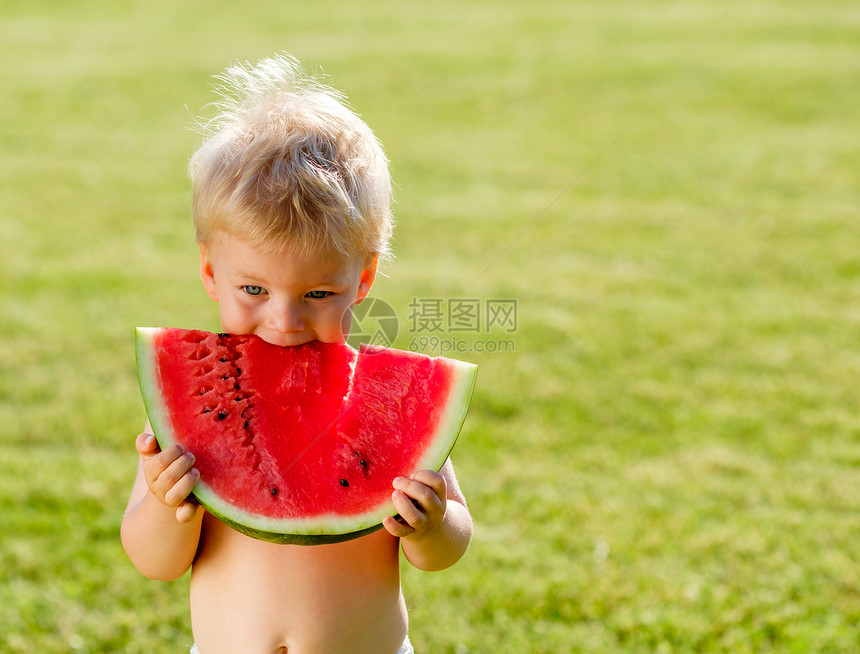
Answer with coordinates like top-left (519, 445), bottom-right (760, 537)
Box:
top-left (121, 54), bottom-right (473, 654)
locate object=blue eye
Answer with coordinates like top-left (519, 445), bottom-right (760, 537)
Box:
top-left (306, 290), bottom-right (332, 299)
top-left (242, 285), bottom-right (265, 296)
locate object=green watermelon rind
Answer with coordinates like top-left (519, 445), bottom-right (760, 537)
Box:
top-left (134, 327), bottom-right (477, 545)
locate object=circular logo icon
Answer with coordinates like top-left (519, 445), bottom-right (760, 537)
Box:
top-left (346, 297), bottom-right (399, 350)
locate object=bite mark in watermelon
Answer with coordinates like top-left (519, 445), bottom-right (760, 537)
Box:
top-left (135, 327), bottom-right (477, 545)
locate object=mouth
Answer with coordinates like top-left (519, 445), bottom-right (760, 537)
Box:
top-left (256, 333), bottom-right (315, 348)
top-left (255, 331), bottom-right (348, 348)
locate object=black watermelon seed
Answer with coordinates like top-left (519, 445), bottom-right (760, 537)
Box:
top-left (271, 487), bottom-right (278, 496)
top-left (234, 384), bottom-right (241, 390)
top-left (218, 332), bottom-right (231, 338)
top-left (339, 479), bottom-right (349, 487)
top-left (203, 407), bottom-right (212, 413)
top-left (220, 357), bottom-right (228, 362)
top-left (359, 460), bottom-right (367, 468)
top-left (217, 410), bottom-right (228, 420)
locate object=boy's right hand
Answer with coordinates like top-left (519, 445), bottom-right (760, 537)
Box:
top-left (136, 432), bottom-right (201, 523)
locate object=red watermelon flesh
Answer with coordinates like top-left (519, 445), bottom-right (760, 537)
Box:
top-left (135, 327), bottom-right (477, 544)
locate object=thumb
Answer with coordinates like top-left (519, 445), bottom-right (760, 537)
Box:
top-left (135, 432), bottom-right (160, 457)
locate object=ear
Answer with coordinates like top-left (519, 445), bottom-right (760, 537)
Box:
top-left (354, 254), bottom-right (378, 305)
top-left (199, 243), bottom-right (219, 303)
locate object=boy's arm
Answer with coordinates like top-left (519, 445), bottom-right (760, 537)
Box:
top-left (120, 428), bottom-right (204, 581)
top-left (383, 459), bottom-right (473, 572)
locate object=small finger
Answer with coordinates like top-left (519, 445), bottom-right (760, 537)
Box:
top-left (146, 443), bottom-right (184, 474)
top-left (164, 468), bottom-right (200, 508)
top-left (157, 443), bottom-right (186, 463)
top-left (393, 476), bottom-right (443, 512)
top-left (391, 489), bottom-right (426, 528)
top-left (175, 497), bottom-right (200, 523)
top-left (156, 452), bottom-right (197, 502)
top-left (143, 444), bottom-right (183, 490)
top-left (152, 444), bottom-right (191, 478)
top-left (383, 514), bottom-right (414, 538)
top-left (408, 470), bottom-right (447, 500)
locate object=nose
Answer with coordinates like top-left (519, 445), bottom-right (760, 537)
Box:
top-left (265, 299), bottom-right (305, 334)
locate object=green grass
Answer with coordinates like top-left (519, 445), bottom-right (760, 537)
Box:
top-left (2, 0), bottom-right (859, 651)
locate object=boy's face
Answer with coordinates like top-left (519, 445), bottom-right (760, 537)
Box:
top-left (199, 231), bottom-right (377, 347)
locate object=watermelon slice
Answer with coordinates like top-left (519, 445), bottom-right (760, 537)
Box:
top-left (135, 327), bottom-right (477, 545)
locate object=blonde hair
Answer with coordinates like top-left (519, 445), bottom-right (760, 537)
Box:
top-left (189, 53), bottom-right (393, 261)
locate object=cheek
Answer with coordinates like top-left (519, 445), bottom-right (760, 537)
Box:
top-left (218, 297), bottom-right (255, 332)
top-left (316, 299), bottom-right (356, 339)
top-left (339, 307), bottom-right (354, 336)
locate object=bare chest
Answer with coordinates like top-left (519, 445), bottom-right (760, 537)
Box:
top-left (187, 514), bottom-right (408, 654)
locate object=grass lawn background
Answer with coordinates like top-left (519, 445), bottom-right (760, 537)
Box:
top-left (1, 0), bottom-right (858, 651)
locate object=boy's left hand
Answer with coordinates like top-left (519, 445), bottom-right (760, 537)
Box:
top-left (382, 470), bottom-right (447, 540)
